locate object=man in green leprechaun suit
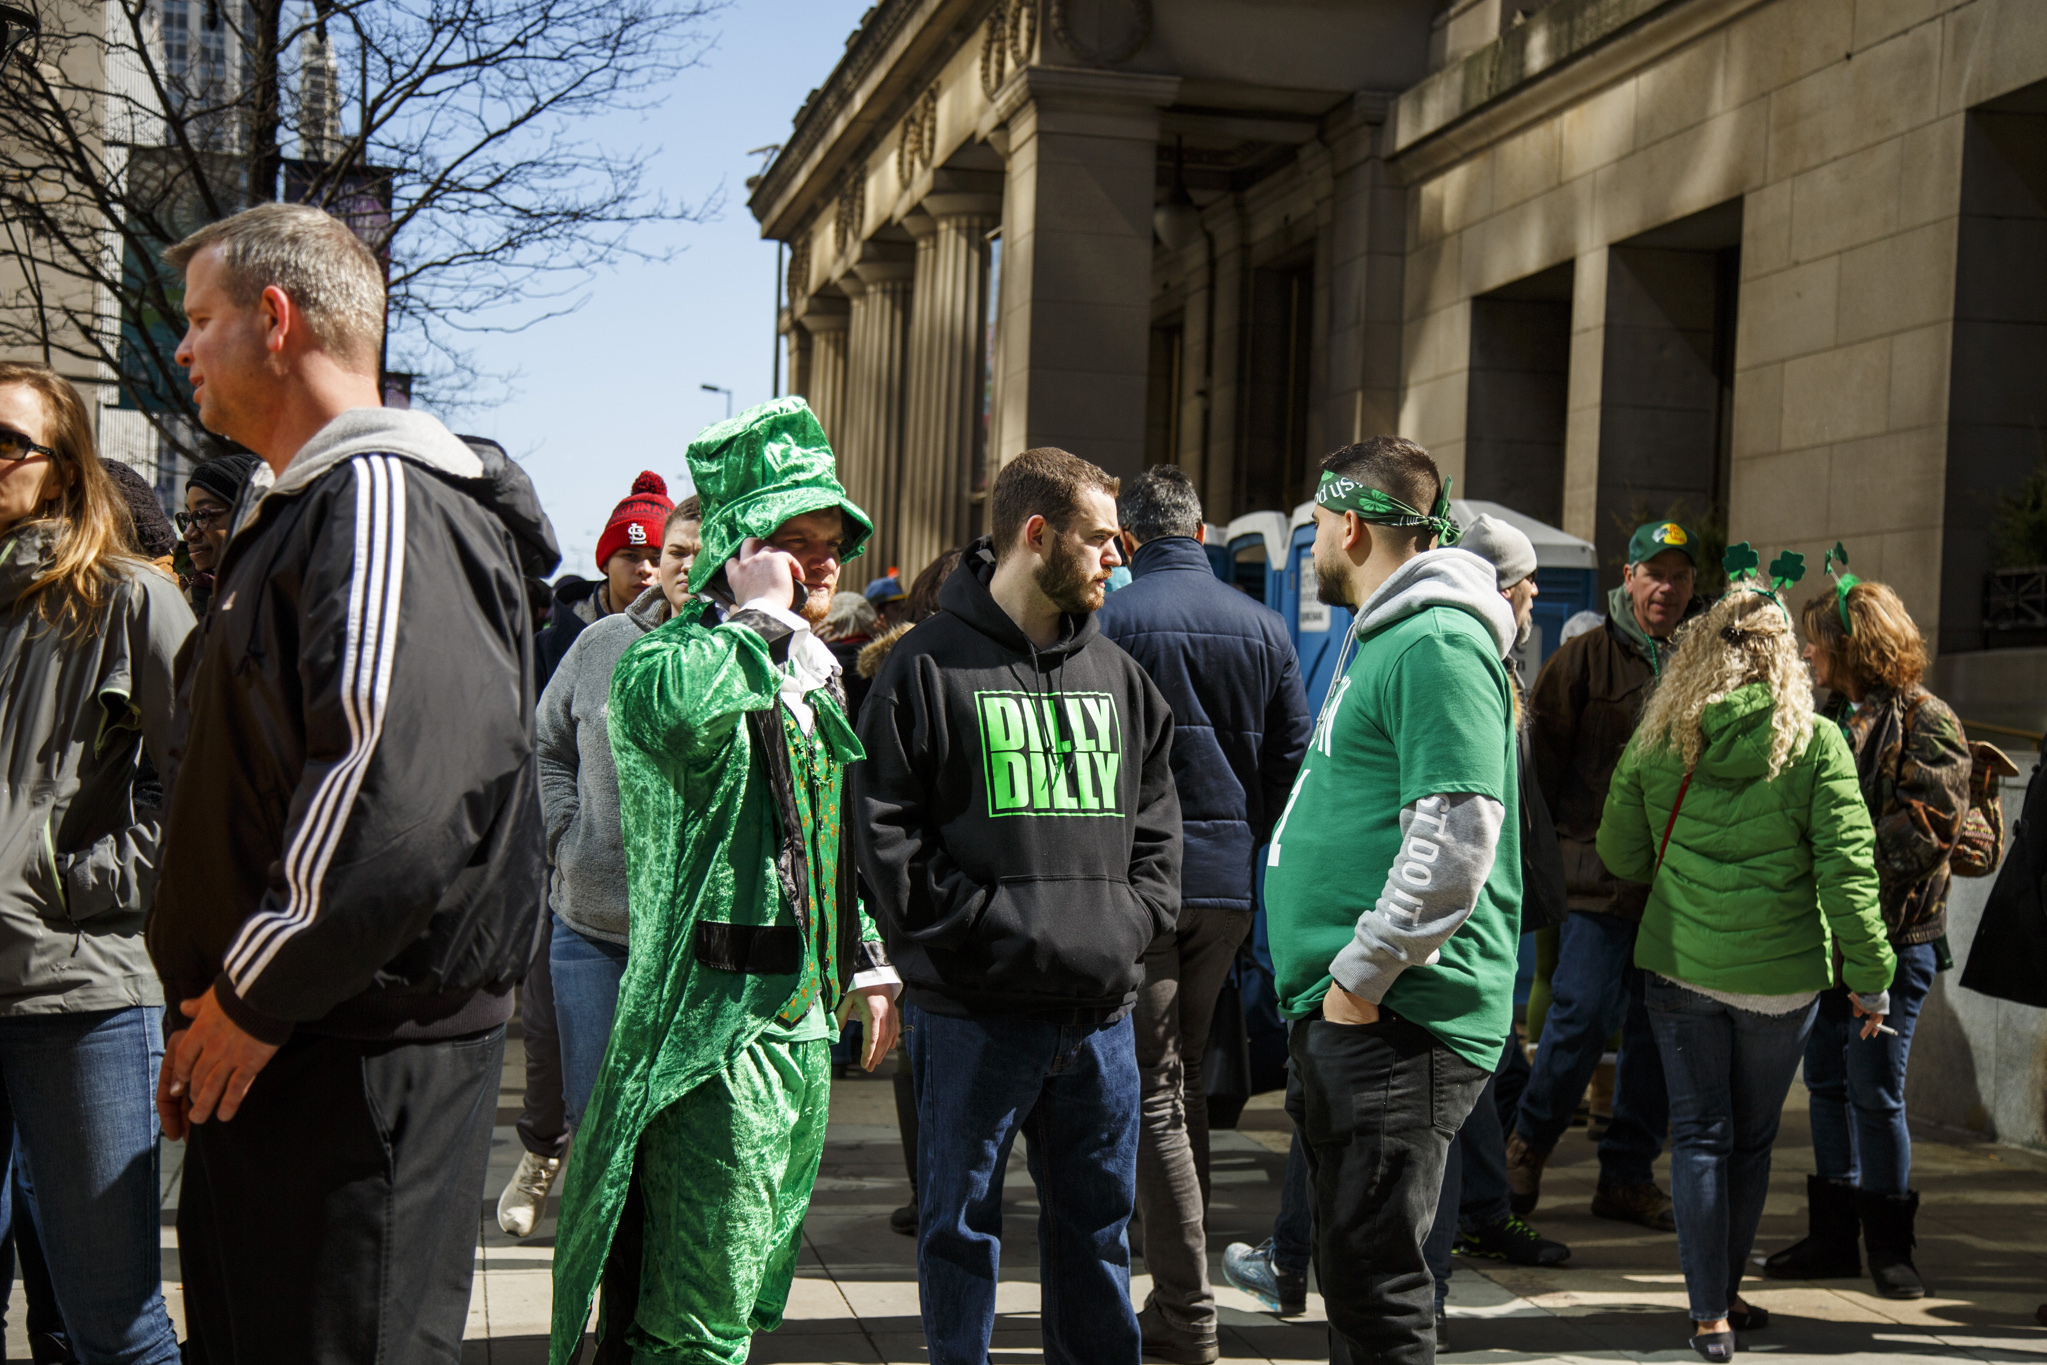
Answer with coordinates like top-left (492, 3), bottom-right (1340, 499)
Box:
top-left (549, 397), bottom-right (900, 1365)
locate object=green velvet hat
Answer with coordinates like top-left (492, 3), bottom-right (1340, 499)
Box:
top-left (685, 396), bottom-right (872, 596)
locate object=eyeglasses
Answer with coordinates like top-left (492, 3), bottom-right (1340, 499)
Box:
top-left (175, 506), bottom-right (229, 534)
top-left (0, 428), bottom-right (55, 464)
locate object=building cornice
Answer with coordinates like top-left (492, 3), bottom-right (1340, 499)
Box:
top-left (1386, 0), bottom-right (1771, 182)
top-left (748, 0), bottom-right (991, 241)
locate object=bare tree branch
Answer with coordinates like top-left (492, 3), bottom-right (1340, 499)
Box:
top-left (0, 0), bottom-right (717, 456)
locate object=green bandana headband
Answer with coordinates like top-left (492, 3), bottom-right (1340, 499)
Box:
top-left (1823, 542), bottom-right (1860, 635)
top-left (1314, 472), bottom-right (1461, 546)
top-left (1723, 542), bottom-right (1806, 623)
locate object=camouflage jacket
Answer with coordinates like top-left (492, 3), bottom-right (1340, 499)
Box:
top-left (1823, 684), bottom-right (1971, 945)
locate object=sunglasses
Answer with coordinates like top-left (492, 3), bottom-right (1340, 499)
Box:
top-left (0, 429), bottom-right (56, 464)
top-left (175, 506), bottom-right (230, 535)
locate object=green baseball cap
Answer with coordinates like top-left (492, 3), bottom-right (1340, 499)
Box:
top-left (1628, 520), bottom-right (1697, 567)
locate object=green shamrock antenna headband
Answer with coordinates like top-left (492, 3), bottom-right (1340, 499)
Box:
top-left (1722, 541), bottom-right (1806, 623)
top-left (1823, 542), bottom-right (1860, 636)
top-left (1314, 471), bottom-right (1462, 546)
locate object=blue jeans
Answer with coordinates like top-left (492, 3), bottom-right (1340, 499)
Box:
top-left (1646, 977), bottom-right (1815, 1323)
top-left (0, 1006), bottom-right (180, 1365)
top-left (1804, 941), bottom-right (1935, 1194)
top-left (1273, 1128), bottom-right (1313, 1276)
top-left (906, 1004), bottom-right (1141, 1365)
top-left (549, 913), bottom-right (629, 1130)
top-left (1514, 911), bottom-right (1667, 1185)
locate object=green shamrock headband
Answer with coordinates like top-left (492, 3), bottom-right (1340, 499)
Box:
top-left (1823, 542), bottom-right (1860, 636)
top-left (1315, 471), bottom-right (1462, 546)
top-left (1723, 542), bottom-right (1805, 623)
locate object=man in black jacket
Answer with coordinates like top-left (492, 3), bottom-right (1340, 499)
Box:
top-left (855, 447), bottom-right (1182, 1365)
top-left (1094, 465), bottom-right (1308, 1364)
top-left (151, 202), bottom-right (558, 1360)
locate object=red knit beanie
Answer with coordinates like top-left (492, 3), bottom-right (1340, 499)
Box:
top-left (596, 471), bottom-right (673, 567)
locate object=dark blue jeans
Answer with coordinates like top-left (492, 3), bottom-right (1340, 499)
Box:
top-left (0, 1006), bottom-right (180, 1364)
top-left (1646, 977), bottom-right (1815, 1323)
top-left (1514, 911), bottom-right (1667, 1184)
top-left (907, 1004), bottom-right (1141, 1365)
top-left (1273, 1129), bottom-right (1313, 1277)
top-left (549, 913), bottom-right (628, 1130)
top-left (1804, 941), bottom-right (1935, 1194)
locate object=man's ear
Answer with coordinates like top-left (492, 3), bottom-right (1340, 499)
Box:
top-left (1341, 511), bottom-right (1371, 558)
top-left (260, 284), bottom-right (293, 356)
top-left (1021, 513), bottom-right (1049, 557)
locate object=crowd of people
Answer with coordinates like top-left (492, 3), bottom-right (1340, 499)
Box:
top-left (0, 194), bottom-right (2009, 1365)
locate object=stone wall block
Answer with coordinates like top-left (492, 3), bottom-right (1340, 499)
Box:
top-left (1853, 0), bottom-right (1948, 51)
top-left (1742, 179), bottom-right (1794, 280)
top-left (1560, 78), bottom-right (1639, 182)
top-left (1405, 235), bottom-right (1463, 321)
top-left (1887, 321), bottom-right (1952, 430)
top-left (1830, 425), bottom-right (1945, 537)
top-left (1024, 300), bottom-right (1154, 373)
top-left (1940, 0), bottom-right (2047, 116)
top-left (1731, 359), bottom-right (1784, 458)
top-left (1462, 175), bottom-right (1595, 298)
top-left (1875, 524), bottom-right (1943, 635)
top-left (1836, 219), bottom-right (1959, 343)
top-left (1789, 137), bottom-right (1903, 262)
top-left (1731, 446), bottom-right (1832, 543)
top-left (1399, 369), bottom-right (1469, 452)
top-left (1780, 335), bottom-right (1892, 449)
top-left (1492, 119), bottom-right (1562, 211)
top-left (1405, 301), bottom-right (1472, 387)
top-left (1736, 256), bottom-right (1840, 367)
top-left (1725, 0), bottom-right (1853, 109)
top-left (1897, 113), bottom-right (1965, 231)
top-left (1364, 253), bottom-right (1407, 324)
top-left (1594, 99), bottom-right (1767, 246)
top-left (1568, 326), bottom-right (1607, 412)
top-left (1767, 20), bottom-right (1941, 181)
top-left (1634, 31), bottom-right (1729, 148)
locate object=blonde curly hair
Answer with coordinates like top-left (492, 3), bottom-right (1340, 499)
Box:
top-left (1633, 587), bottom-right (1816, 781)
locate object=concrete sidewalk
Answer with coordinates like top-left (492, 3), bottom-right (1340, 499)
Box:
top-left (456, 1031), bottom-right (2047, 1365)
top-left (54, 1029), bottom-right (2042, 1364)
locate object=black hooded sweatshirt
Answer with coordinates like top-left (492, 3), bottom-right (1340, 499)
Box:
top-left (853, 539), bottom-right (1182, 1023)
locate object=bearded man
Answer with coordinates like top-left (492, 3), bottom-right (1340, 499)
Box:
top-left (548, 397), bottom-right (900, 1365)
top-left (855, 447), bottom-right (1183, 1365)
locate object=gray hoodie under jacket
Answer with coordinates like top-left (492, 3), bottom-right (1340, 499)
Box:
top-left (537, 585), bottom-right (671, 945)
top-left (0, 523), bottom-right (195, 1014)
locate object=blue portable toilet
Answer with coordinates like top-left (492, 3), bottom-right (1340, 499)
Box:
top-left (1200, 522), bottom-right (1232, 581)
top-left (1223, 512), bottom-right (1288, 611)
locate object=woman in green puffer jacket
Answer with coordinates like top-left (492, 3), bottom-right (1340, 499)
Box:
top-left (1598, 586), bottom-right (1894, 1364)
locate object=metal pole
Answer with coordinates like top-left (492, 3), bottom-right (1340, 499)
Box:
top-left (773, 241), bottom-right (784, 398)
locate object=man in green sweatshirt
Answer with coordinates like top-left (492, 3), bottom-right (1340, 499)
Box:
top-left (1264, 436), bottom-right (1521, 1365)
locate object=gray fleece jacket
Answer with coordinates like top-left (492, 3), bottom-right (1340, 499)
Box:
top-left (537, 585), bottom-right (670, 945)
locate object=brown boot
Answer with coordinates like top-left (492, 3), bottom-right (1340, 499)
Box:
top-left (1591, 1180), bottom-right (1678, 1231)
top-left (1505, 1132), bottom-right (1550, 1216)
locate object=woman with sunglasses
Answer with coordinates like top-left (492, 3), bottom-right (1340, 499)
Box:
top-left (176, 451), bottom-right (259, 614)
top-left (0, 362), bottom-right (193, 1364)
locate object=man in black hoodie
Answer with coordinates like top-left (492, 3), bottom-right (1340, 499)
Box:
top-left (151, 203), bottom-right (556, 1361)
top-left (856, 447), bottom-right (1182, 1365)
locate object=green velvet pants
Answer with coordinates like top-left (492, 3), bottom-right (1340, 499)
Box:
top-left (625, 1033), bottom-right (831, 1364)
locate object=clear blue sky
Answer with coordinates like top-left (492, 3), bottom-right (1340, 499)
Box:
top-left (441, 1), bottom-right (863, 578)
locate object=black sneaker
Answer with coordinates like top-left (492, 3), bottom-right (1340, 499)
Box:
top-left (1454, 1216), bottom-right (1570, 1267)
top-left (889, 1201), bottom-right (918, 1237)
top-left (1435, 1304), bottom-right (1451, 1352)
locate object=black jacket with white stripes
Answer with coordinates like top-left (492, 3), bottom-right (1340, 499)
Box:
top-left (151, 410), bottom-right (561, 1045)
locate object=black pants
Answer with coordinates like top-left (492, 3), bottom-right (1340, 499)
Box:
top-left (178, 1027), bottom-right (505, 1365)
top-left (1287, 1013), bottom-right (1489, 1365)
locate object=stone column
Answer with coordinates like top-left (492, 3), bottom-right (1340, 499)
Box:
top-left (987, 67), bottom-right (1180, 482)
top-left (843, 259), bottom-right (914, 570)
top-left (804, 307), bottom-right (850, 459)
top-left (901, 197), bottom-right (999, 579)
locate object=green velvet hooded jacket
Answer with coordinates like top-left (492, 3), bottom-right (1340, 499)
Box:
top-left (1597, 682), bottom-right (1895, 999)
top-left (548, 397), bottom-right (881, 1364)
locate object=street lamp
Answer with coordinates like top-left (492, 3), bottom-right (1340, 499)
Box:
top-left (0, 5), bottom-right (39, 74)
top-left (701, 383), bottom-right (732, 420)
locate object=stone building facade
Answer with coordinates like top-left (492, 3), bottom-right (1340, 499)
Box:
top-left (750, 0), bottom-right (2047, 728)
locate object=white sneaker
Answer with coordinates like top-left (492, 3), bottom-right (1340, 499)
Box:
top-left (496, 1148), bottom-right (562, 1237)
